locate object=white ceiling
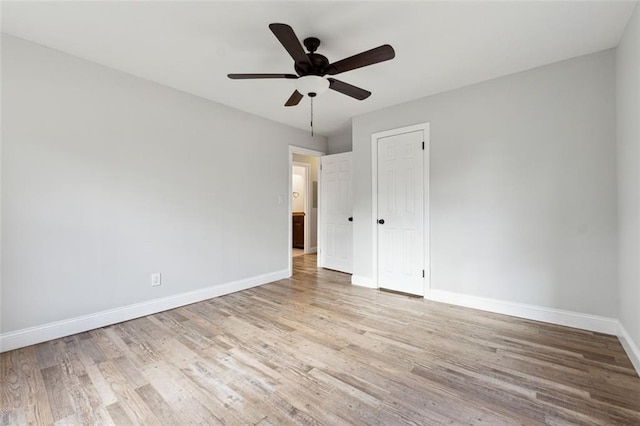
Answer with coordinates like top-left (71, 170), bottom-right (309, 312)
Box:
top-left (1, 1), bottom-right (636, 136)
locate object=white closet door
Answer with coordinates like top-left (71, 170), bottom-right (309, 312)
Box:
top-left (377, 130), bottom-right (424, 295)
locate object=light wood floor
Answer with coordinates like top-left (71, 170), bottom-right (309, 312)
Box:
top-left (2, 254), bottom-right (640, 425)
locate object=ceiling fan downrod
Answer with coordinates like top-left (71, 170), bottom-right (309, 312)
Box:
top-left (310, 93), bottom-right (315, 137)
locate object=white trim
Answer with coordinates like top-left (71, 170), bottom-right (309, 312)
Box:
top-left (423, 125), bottom-right (431, 296)
top-left (429, 289), bottom-right (619, 335)
top-left (307, 246), bottom-right (317, 254)
top-left (317, 157), bottom-right (323, 269)
top-left (0, 269), bottom-right (288, 353)
top-left (371, 122), bottom-right (430, 295)
top-left (288, 146), bottom-right (325, 276)
top-left (290, 146), bottom-right (325, 158)
top-left (617, 321), bottom-right (640, 376)
top-left (351, 275), bottom-right (377, 289)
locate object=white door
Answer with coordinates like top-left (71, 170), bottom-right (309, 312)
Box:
top-left (377, 130), bottom-right (425, 295)
top-left (320, 152), bottom-right (353, 273)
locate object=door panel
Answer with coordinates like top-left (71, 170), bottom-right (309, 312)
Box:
top-left (377, 130), bottom-right (424, 295)
top-left (320, 152), bottom-right (353, 273)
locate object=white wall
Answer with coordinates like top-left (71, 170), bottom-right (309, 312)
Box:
top-left (292, 166), bottom-right (306, 212)
top-left (327, 125), bottom-right (353, 154)
top-left (616, 4), bottom-right (640, 355)
top-left (352, 49), bottom-right (618, 318)
top-left (0, 35), bottom-right (327, 338)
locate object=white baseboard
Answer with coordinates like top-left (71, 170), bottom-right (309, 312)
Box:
top-left (617, 321), bottom-right (640, 376)
top-left (306, 246), bottom-right (318, 254)
top-left (351, 275), bottom-right (377, 289)
top-left (0, 269), bottom-right (289, 353)
top-left (429, 289), bottom-right (619, 335)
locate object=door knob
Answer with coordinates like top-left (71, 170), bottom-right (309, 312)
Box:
top-left (348, 217), bottom-right (353, 222)
top-left (378, 219), bottom-right (385, 225)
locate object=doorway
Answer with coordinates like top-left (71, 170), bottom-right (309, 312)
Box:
top-left (288, 146), bottom-right (324, 276)
top-left (372, 123), bottom-right (430, 296)
top-left (292, 162), bottom-right (310, 257)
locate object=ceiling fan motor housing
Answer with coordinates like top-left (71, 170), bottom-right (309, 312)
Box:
top-left (295, 53), bottom-right (330, 76)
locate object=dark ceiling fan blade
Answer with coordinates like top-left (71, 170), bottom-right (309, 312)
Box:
top-left (269, 23), bottom-right (312, 67)
top-left (328, 78), bottom-right (371, 100)
top-left (325, 45), bottom-right (395, 76)
top-left (228, 73), bottom-right (298, 79)
top-left (285, 90), bottom-right (304, 107)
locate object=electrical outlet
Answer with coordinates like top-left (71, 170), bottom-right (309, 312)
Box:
top-left (151, 273), bottom-right (161, 287)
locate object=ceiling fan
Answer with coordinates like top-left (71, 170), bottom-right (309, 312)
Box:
top-left (228, 23), bottom-right (395, 107)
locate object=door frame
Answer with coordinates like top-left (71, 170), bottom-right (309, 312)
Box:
top-left (371, 123), bottom-right (431, 297)
top-left (292, 161), bottom-right (311, 253)
top-left (288, 146), bottom-right (325, 277)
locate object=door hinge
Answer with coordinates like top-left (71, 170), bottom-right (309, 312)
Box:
top-left (422, 141), bottom-right (425, 150)
top-left (422, 270), bottom-right (425, 278)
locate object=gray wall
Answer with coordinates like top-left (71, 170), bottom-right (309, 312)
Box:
top-left (1, 35), bottom-right (327, 333)
top-left (327, 125), bottom-right (353, 154)
top-left (617, 5), bottom-right (640, 350)
top-left (352, 49), bottom-right (618, 317)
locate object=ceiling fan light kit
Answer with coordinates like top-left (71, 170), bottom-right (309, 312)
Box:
top-left (295, 75), bottom-right (330, 97)
top-left (228, 23), bottom-right (395, 135)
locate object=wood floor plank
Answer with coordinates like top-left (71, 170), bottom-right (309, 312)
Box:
top-left (2, 253), bottom-right (640, 425)
top-left (40, 365), bottom-right (75, 421)
top-left (143, 360), bottom-right (243, 425)
top-left (96, 360), bottom-right (161, 425)
top-left (105, 401), bottom-right (132, 426)
top-left (135, 383), bottom-right (182, 426)
top-left (17, 347), bottom-right (55, 425)
top-left (84, 363), bottom-right (118, 407)
top-left (0, 409), bottom-right (27, 426)
top-left (0, 350), bottom-right (24, 414)
top-left (88, 328), bottom-right (125, 361)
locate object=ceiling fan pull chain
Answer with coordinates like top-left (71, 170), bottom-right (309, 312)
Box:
top-left (310, 96), bottom-right (314, 137)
